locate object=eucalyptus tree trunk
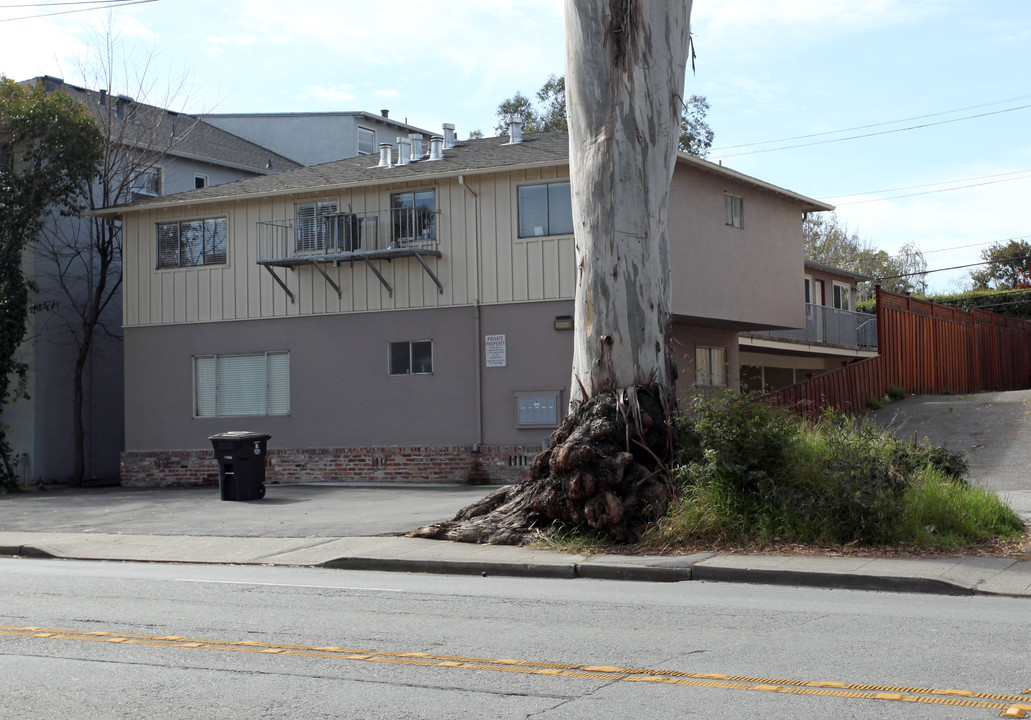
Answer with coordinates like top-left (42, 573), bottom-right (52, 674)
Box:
top-left (566, 0), bottom-right (690, 406)
top-left (412, 0), bottom-right (693, 544)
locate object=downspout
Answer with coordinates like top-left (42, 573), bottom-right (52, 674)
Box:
top-left (459, 175), bottom-right (482, 452)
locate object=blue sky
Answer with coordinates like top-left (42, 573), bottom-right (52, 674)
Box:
top-left (4, 0), bottom-right (1030, 292)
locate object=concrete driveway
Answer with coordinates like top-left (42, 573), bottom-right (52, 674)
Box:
top-left (869, 389), bottom-right (1031, 516)
top-left (0, 483), bottom-right (499, 538)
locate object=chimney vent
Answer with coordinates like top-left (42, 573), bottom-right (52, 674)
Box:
top-left (99, 89), bottom-right (107, 105)
top-left (397, 136), bottom-right (412, 165)
top-left (428, 135), bottom-right (444, 161)
top-left (507, 115), bottom-right (523, 144)
top-left (378, 142), bottom-right (393, 168)
top-left (442, 123), bottom-right (456, 149)
top-left (381, 109), bottom-right (390, 118)
top-left (409, 133), bottom-right (424, 159)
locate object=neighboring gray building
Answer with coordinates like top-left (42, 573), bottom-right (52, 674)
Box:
top-left (204, 111), bottom-right (438, 167)
top-left (5, 76), bottom-right (307, 484)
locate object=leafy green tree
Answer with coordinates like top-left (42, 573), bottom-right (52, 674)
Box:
top-left (970, 239), bottom-right (1031, 291)
top-left (0, 76), bottom-right (103, 488)
top-left (493, 75), bottom-right (714, 157)
top-left (804, 213), bottom-right (927, 300)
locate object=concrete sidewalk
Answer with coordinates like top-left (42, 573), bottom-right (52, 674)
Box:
top-left (1, 483), bottom-right (1029, 597)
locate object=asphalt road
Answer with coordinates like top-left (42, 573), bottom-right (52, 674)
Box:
top-left (2, 558), bottom-right (1029, 719)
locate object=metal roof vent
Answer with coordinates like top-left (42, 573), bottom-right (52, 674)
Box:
top-left (507, 115), bottom-right (523, 144)
top-left (409, 133), bottom-right (424, 159)
top-left (397, 136), bottom-right (412, 165)
top-left (443, 123), bottom-right (456, 149)
top-left (378, 142), bottom-right (393, 168)
top-left (381, 109), bottom-right (390, 118)
top-left (428, 135), bottom-right (444, 161)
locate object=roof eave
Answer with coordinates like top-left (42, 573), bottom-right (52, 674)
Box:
top-left (91, 157), bottom-right (571, 217)
top-left (676, 152), bottom-right (834, 213)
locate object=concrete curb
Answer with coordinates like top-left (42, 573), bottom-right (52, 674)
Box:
top-left (690, 565), bottom-right (974, 596)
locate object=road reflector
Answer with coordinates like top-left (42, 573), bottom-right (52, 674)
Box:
top-left (1001, 706), bottom-right (1027, 718)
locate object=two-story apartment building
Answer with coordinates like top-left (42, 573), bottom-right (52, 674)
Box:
top-left (740, 261), bottom-right (877, 391)
top-left (102, 130), bottom-right (832, 486)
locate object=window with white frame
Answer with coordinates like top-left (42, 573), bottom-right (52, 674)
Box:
top-left (194, 174), bottom-right (208, 189)
top-left (157, 217), bottom-right (227, 269)
top-left (194, 352), bottom-right (290, 417)
top-left (296, 200), bottom-right (338, 251)
top-left (724, 193), bottom-right (744, 229)
top-left (832, 282), bottom-right (852, 311)
top-left (390, 189), bottom-right (436, 243)
top-left (357, 126), bottom-right (375, 155)
top-left (518, 181), bottom-right (573, 238)
top-left (389, 340), bottom-right (433, 375)
top-left (695, 346), bottom-right (727, 387)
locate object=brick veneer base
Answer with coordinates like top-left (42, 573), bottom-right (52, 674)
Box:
top-left (120, 444), bottom-right (540, 487)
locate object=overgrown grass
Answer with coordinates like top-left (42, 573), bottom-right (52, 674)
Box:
top-left (642, 392), bottom-right (1025, 551)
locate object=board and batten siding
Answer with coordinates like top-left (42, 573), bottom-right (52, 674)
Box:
top-left (122, 167), bottom-right (577, 328)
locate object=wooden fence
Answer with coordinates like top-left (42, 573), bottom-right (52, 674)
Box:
top-left (768, 287), bottom-right (1031, 418)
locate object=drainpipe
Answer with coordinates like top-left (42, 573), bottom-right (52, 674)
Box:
top-left (459, 175), bottom-right (482, 452)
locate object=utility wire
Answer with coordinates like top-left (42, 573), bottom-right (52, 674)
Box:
top-left (831, 172), bottom-right (1031, 206)
top-left (820, 169), bottom-right (1031, 201)
top-left (712, 103), bottom-right (1031, 159)
top-left (712, 93), bottom-right (1031, 151)
top-left (0, 0), bottom-right (154, 21)
top-left (877, 254), bottom-right (1031, 281)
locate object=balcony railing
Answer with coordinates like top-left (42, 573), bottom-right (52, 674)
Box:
top-left (257, 207), bottom-right (438, 265)
top-left (255, 208), bottom-right (442, 302)
top-left (743, 303), bottom-right (877, 350)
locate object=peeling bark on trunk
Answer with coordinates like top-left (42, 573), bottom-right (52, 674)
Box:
top-left (412, 0), bottom-right (692, 544)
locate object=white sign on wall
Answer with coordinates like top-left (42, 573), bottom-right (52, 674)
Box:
top-left (484, 334), bottom-right (507, 367)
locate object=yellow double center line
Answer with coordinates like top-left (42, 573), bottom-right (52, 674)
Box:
top-left (3, 625), bottom-right (1030, 716)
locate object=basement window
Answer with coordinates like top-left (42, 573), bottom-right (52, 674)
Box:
top-left (389, 340), bottom-right (433, 375)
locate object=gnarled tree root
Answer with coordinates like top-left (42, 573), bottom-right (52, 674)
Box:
top-left (410, 386), bottom-right (673, 545)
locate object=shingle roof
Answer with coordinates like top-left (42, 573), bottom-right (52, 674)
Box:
top-left (28, 77), bottom-right (301, 175)
top-left (100, 130), bottom-right (832, 215)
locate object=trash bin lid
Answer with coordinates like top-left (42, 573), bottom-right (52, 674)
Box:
top-left (208, 431), bottom-right (271, 442)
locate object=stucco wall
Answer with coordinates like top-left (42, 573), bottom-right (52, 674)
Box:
top-left (668, 167), bottom-right (805, 331)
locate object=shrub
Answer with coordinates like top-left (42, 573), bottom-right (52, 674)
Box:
top-left (886, 384), bottom-right (906, 401)
top-left (649, 392), bottom-right (1021, 550)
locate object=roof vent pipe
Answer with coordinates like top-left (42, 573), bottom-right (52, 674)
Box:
top-left (428, 135), bottom-right (444, 161)
top-left (381, 109), bottom-right (389, 118)
top-left (397, 136), bottom-right (412, 165)
top-left (409, 133), bottom-right (424, 159)
top-left (507, 115), bottom-right (523, 144)
top-left (442, 123), bottom-right (456, 149)
top-left (378, 142), bottom-right (393, 168)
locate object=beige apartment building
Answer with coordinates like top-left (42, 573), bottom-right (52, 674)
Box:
top-left (103, 131), bottom-right (831, 486)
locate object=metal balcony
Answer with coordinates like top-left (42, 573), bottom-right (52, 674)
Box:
top-left (256, 208), bottom-right (442, 301)
top-left (743, 303), bottom-right (878, 350)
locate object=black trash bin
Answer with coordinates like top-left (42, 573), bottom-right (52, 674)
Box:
top-left (208, 431), bottom-right (271, 501)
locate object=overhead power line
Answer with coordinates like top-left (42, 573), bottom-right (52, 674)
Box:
top-left (0, 0), bottom-right (155, 22)
top-left (712, 103), bottom-right (1031, 159)
top-left (712, 93), bottom-right (1031, 152)
top-left (830, 172), bottom-right (1031, 206)
top-left (820, 169), bottom-right (1031, 201)
top-left (877, 254), bottom-right (1031, 282)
